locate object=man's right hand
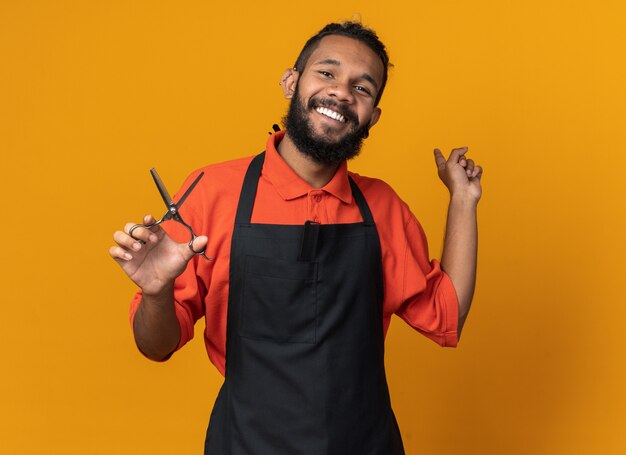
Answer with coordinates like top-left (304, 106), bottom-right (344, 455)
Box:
top-left (109, 214), bottom-right (208, 296)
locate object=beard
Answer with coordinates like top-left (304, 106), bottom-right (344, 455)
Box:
top-left (282, 85), bottom-right (370, 166)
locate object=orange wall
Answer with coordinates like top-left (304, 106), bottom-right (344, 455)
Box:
top-left (1, 1), bottom-right (625, 454)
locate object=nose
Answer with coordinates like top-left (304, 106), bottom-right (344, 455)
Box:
top-left (326, 81), bottom-right (354, 104)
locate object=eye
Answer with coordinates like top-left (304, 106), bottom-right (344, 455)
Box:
top-left (354, 85), bottom-right (372, 96)
top-left (318, 70), bottom-right (333, 78)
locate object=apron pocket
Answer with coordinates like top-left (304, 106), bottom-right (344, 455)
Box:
top-left (240, 255), bottom-right (317, 344)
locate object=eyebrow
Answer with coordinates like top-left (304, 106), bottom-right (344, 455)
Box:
top-left (313, 58), bottom-right (379, 90)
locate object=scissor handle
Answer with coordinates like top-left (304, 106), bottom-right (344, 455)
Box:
top-left (188, 237), bottom-right (214, 261)
top-left (128, 217), bottom-right (167, 243)
top-left (176, 216), bottom-right (214, 261)
top-left (129, 216), bottom-right (213, 261)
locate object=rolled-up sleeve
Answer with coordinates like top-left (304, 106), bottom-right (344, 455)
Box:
top-left (394, 216), bottom-right (459, 347)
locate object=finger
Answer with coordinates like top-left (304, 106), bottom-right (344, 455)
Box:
top-left (142, 214), bottom-right (166, 240)
top-left (459, 155), bottom-right (467, 168)
top-left (433, 148), bottom-right (446, 171)
top-left (465, 159), bottom-right (475, 176)
top-left (109, 245), bottom-right (133, 262)
top-left (113, 230), bottom-right (144, 252)
top-left (190, 236), bottom-right (209, 255)
top-left (448, 146), bottom-right (469, 163)
top-left (182, 236), bottom-right (209, 261)
top-left (125, 220), bottom-right (159, 243)
top-left (472, 165), bottom-right (483, 179)
top-left (125, 223), bottom-right (152, 243)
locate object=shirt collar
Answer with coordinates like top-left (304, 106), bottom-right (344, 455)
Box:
top-left (264, 130), bottom-right (353, 204)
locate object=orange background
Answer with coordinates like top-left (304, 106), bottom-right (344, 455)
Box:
top-left (1, 1), bottom-right (625, 454)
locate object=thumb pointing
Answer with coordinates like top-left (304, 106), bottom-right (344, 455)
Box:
top-left (434, 148), bottom-right (446, 171)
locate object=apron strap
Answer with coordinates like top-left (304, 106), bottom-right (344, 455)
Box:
top-left (235, 152), bottom-right (266, 224)
top-left (234, 151), bottom-right (376, 226)
top-left (348, 176), bottom-right (375, 226)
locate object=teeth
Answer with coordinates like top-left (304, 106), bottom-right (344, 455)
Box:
top-left (316, 106), bottom-right (346, 123)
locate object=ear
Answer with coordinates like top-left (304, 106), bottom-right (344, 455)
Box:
top-left (279, 68), bottom-right (299, 99)
top-left (367, 107), bottom-right (382, 129)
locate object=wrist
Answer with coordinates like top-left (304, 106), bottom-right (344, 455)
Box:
top-left (142, 281), bottom-right (175, 301)
top-left (449, 192), bottom-right (480, 208)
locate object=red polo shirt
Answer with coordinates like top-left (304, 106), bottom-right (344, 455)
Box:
top-left (130, 131), bottom-right (458, 375)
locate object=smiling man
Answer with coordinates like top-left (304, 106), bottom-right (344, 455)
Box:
top-left (281, 33), bottom-right (383, 170)
top-left (111, 21), bottom-right (482, 454)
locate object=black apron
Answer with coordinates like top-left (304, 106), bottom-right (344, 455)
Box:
top-left (205, 152), bottom-right (405, 454)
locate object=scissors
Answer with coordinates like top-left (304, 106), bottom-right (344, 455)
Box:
top-left (129, 168), bottom-right (213, 261)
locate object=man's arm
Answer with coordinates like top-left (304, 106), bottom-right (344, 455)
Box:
top-left (110, 214), bottom-right (208, 360)
top-left (133, 285), bottom-right (181, 361)
top-left (434, 147), bottom-right (483, 339)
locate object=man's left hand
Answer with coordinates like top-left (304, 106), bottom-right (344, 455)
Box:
top-left (434, 147), bottom-right (483, 202)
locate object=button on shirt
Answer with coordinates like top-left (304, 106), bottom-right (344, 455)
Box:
top-left (130, 131), bottom-right (459, 375)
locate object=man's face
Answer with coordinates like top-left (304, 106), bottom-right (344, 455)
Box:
top-left (283, 35), bottom-right (384, 165)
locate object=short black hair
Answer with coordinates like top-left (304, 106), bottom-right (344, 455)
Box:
top-left (294, 21), bottom-right (390, 106)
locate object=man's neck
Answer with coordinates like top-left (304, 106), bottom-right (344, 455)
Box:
top-left (276, 133), bottom-right (339, 189)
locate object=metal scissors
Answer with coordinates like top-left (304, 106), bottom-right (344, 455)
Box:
top-left (129, 168), bottom-right (213, 260)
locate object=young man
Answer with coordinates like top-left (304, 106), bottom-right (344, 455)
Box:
top-left (111, 21), bottom-right (482, 454)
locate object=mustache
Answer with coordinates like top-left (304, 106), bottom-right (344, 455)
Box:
top-left (307, 97), bottom-right (359, 125)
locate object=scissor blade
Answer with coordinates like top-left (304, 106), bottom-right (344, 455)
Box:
top-left (150, 168), bottom-right (175, 208)
top-left (175, 171), bottom-right (204, 210)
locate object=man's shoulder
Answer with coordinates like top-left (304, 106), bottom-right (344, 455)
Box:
top-left (195, 154), bottom-right (257, 179)
top-left (348, 171), bottom-right (414, 224)
top-left (348, 172), bottom-right (402, 202)
top-left (175, 154), bottom-right (258, 206)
